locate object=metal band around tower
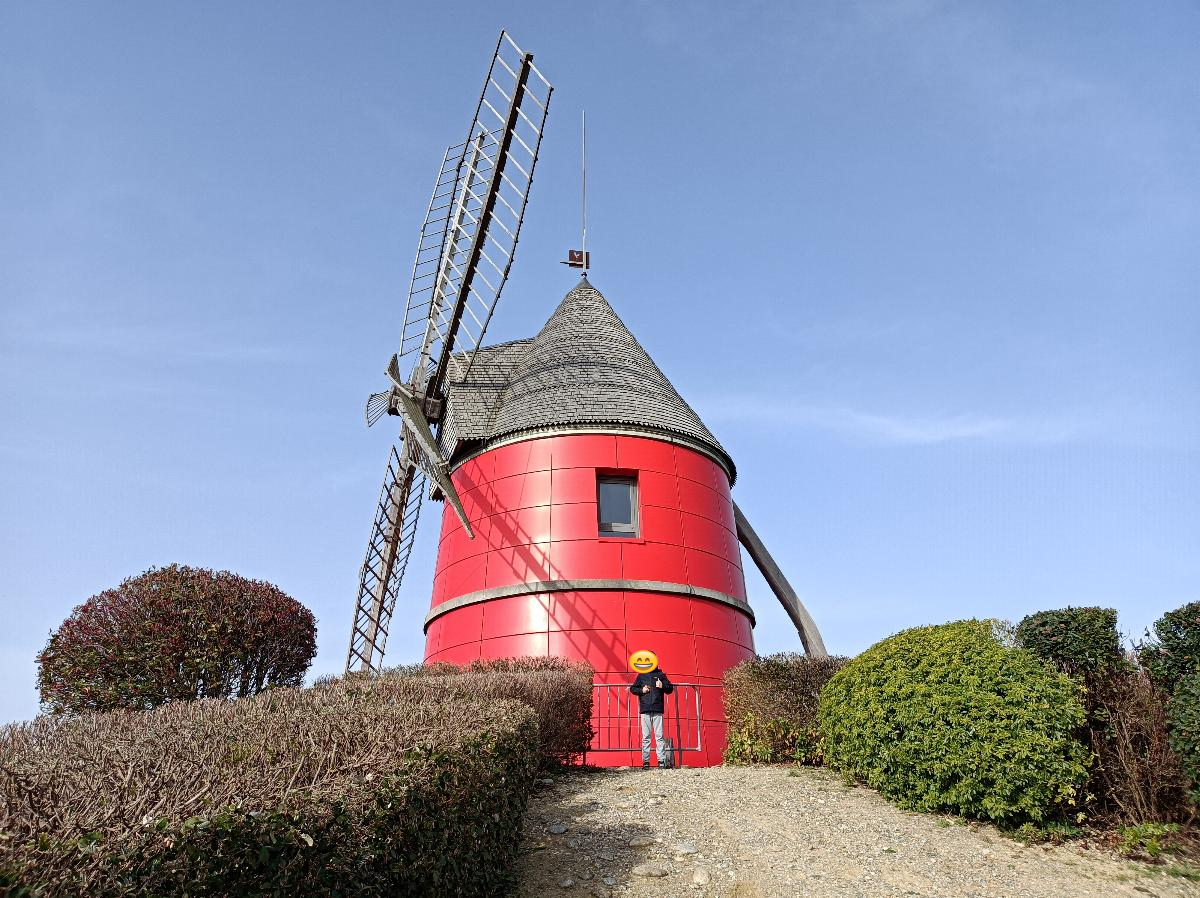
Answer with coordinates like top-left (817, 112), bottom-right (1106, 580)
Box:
top-left (423, 579), bottom-right (755, 630)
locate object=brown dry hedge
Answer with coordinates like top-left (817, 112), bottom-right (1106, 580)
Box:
top-left (723, 653), bottom-right (847, 764)
top-left (366, 656), bottom-right (596, 768)
top-left (0, 678), bottom-right (541, 897)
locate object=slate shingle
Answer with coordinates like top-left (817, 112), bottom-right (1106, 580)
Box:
top-left (441, 278), bottom-right (735, 482)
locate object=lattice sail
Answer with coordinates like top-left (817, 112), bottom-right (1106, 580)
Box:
top-left (396, 30), bottom-right (552, 405)
top-left (346, 435), bottom-right (427, 673)
top-left (346, 31), bottom-right (551, 674)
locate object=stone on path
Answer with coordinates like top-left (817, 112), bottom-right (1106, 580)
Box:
top-left (632, 863), bottom-right (669, 878)
top-left (673, 840), bottom-right (698, 856)
top-left (692, 868), bottom-right (711, 886)
top-left (627, 834), bottom-right (656, 847)
top-left (548, 823), bottom-right (568, 834)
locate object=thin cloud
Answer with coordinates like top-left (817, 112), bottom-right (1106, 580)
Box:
top-left (697, 395), bottom-right (1080, 446)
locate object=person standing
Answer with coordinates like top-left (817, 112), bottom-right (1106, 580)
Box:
top-left (629, 661), bottom-right (674, 769)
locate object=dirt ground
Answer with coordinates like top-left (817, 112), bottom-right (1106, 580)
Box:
top-left (515, 765), bottom-right (1200, 898)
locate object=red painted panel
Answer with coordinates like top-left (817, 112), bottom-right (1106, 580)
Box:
top-left (624, 591), bottom-right (693, 635)
top-left (676, 477), bottom-right (726, 525)
top-left (519, 469), bottom-right (553, 509)
top-left (549, 628), bottom-right (627, 672)
top-left (637, 470), bottom-right (679, 509)
top-left (429, 570), bottom-right (447, 607)
top-left (626, 628), bottom-right (697, 679)
top-left (700, 685), bottom-right (727, 723)
top-left (549, 539), bottom-right (622, 580)
top-left (454, 452), bottom-right (494, 492)
top-left (675, 447), bottom-right (722, 491)
top-left (684, 548), bottom-right (732, 595)
top-left (423, 618), bottom-right (443, 658)
top-left (550, 590), bottom-right (625, 631)
top-left (701, 722), bottom-right (730, 766)
top-left (488, 504), bottom-right (551, 547)
top-left (621, 541), bottom-right (687, 583)
top-left (526, 437), bottom-right (554, 473)
top-left (549, 502), bottom-right (599, 542)
top-left (733, 609), bottom-right (755, 648)
top-left (437, 640), bottom-right (482, 665)
top-left (552, 433), bottom-right (618, 469)
top-left (689, 599), bottom-right (744, 643)
top-left (693, 634), bottom-right (753, 681)
top-left (639, 504), bottom-right (684, 546)
top-left (550, 466), bottom-right (597, 504)
top-left (484, 473), bottom-right (525, 514)
top-left (680, 512), bottom-right (733, 561)
top-left (482, 594), bottom-right (550, 638)
top-left (438, 604), bottom-right (484, 650)
top-left (726, 559), bottom-right (748, 602)
top-left (441, 555), bottom-right (489, 601)
top-left (615, 435), bottom-right (676, 476)
top-left (483, 545), bottom-right (551, 589)
top-left (490, 440), bottom-right (532, 480)
top-left (481, 631), bottom-right (549, 658)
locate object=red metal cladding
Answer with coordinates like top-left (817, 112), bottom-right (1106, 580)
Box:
top-left (424, 433), bottom-right (754, 765)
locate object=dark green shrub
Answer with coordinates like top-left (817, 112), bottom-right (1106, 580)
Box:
top-left (818, 619), bottom-right (1090, 823)
top-left (369, 656), bottom-right (595, 767)
top-left (0, 678), bottom-right (540, 897)
top-left (1167, 670), bottom-right (1200, 805)
top-left (1140, 601), bottom-right (1200, 694)
top-left (724, 654), bottom-right (846, 764)
top-left (1015, 607), bottom-right (1120, 675)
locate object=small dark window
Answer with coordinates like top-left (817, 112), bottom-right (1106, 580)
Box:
top-left (598, 475), bottom-right (638, 537)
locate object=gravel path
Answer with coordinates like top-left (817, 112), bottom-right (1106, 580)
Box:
top-left (516, 765), bottom-right (1199, 898)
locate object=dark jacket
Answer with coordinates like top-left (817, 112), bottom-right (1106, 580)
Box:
top-left (629, 668), bottom-right (674, 714)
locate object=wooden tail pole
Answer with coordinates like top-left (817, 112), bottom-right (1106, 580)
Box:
top-left (733, 502), bottom-right (828, 657)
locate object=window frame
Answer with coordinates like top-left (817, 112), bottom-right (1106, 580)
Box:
top-left (596, 474), bottom-right (639, 538)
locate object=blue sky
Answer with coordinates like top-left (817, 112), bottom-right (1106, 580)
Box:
top-left (1, 1), bottom-right (1197, 724)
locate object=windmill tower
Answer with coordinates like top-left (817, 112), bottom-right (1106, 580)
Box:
top-left (349, 33), bottom-right (825, 767)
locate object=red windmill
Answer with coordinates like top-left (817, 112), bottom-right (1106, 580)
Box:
top-left (347, 32), bottom-right (825, 766)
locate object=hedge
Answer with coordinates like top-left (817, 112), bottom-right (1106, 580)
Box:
top-left (1140, 601), bottom-right (1200, 694)
top-left (366, 656), bottom-right (595, 768)
top-left (724, 654), bottom-right (846, 764)
top-left (1015, 606), bottom-right (1120, 676)
top-left (818, 620), bottom-right (1091, 823)
top-left (0, 678), bottom-right (540, 897)
top-left (1167, 670), bottom-right (1200, 806)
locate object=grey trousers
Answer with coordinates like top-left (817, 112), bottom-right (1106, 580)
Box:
top-left (640, 712), bottom-right (667, 764)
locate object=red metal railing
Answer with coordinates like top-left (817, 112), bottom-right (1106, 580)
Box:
top-left (588, 683), bottom-right (710, 762)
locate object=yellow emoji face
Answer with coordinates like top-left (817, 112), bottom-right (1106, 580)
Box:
top-left (629, 649), bottom-right (658, 674)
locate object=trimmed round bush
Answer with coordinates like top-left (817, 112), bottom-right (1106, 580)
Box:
top-left (1140, 601), bottom-right (1200, 694)
top-left (37, 564), bottom-right (316, 715)
top-left (818, 619), bottom-right (1091, 823)
top-left (1015, 606), bottom-right (1120, 675)
top-left (724, 653), bottom-right (846, 764)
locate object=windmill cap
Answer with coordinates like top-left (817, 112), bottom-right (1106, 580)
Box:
top-left (484, 280), bottom-right (735, 483)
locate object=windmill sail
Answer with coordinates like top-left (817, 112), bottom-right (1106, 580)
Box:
top-left (346, 31), bottom-right (551, 674)
top-left (347, 437), bottom-right (427, 672)
top-left (397, 31), bottom-right (552, 406)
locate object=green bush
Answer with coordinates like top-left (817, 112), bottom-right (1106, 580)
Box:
top-left (1140, 601), bottom-right (1200, 694)
top-left (724, 654), bottom-right (846, 764)
top-left (1167, 670), bottom-right (1200, 805)
top-left (0, 678), bottom-right (540, 896)
top-left (1015, 606), bottom-right (1120, 675)
top-left (366, 656), bottom-right (595, 767)
top-left (818, 619), bottom-right (1091, 823)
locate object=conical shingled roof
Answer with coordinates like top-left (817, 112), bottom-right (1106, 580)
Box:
top-left (485, 278), bottom-right (735, 481)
